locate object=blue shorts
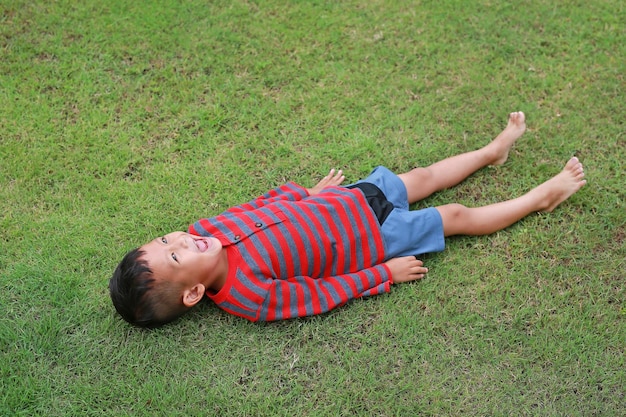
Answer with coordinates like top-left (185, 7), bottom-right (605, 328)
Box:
top-left (353, 166), bottom-right (445, 258)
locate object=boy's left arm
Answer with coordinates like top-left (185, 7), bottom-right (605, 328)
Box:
top-left (305, 169), bottom-right (345, 196)
top-left (226, 169), bottom-right (345, 213)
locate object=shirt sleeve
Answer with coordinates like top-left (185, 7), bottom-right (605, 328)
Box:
top-left (225, 182), bottom-right (309, 213)
top-left (256, 264), bottom-right (393, 321)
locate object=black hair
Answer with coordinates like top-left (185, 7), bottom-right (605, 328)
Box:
top-left (109, 248), bottom-right (188, 328)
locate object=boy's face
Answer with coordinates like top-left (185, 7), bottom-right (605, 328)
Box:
top-left (141, 231), bottom-right (224, 289)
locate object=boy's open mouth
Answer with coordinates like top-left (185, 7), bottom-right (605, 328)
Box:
top-left (194, 238), bottom-right (209, 252)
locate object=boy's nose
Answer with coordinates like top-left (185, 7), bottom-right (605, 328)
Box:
top-left (174, 235), bottom-right (189, 249)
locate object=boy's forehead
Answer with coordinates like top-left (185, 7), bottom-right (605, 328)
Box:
top-left (140, 241), bottom-right (171, 279)
top-left (140, 239), bottom-right (159, 254)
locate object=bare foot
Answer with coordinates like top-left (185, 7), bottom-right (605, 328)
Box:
top-left (490, 111), bottom-right (527, 165)
top-left (536, 157), bottom-right (587, 212)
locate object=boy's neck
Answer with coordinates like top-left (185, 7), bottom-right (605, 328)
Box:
top-left (206, 248), bottom-right (229, 293)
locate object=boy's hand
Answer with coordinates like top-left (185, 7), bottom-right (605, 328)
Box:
top-left (385, 256), bottom-right (428, 284)
top-left (307, 169), bottom-right (345, 196)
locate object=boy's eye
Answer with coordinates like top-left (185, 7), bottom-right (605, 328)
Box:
top-left (161, 237), bottom-right (168, 244)
top-left (171, 253), bottom-right (178, 262)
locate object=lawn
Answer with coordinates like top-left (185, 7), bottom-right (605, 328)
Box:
top-left (1, 0), bottom-right (624, 415)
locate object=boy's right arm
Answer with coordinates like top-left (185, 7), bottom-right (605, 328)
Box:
top-left (257, 264), bottom-right (392, 321)
top-left (254, 258), bottom-right (428, 321)
top-left (384, 256), bottom-right (428, 283)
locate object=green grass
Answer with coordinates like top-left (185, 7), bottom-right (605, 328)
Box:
top-left (1, 0), bottom-right (624, 415)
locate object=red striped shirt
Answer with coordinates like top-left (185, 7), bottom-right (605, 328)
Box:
top-left (189, 182), bottom-right (392, 321)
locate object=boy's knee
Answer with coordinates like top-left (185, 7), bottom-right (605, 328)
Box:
top-left (411, 167), bottom-right (435, 186)
top-left (436, 203), bottom-right (470, 237)
top-left (443, 203), bottom-right (468, 219)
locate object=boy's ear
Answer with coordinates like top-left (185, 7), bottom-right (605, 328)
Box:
top-left (182, 284), bottom-right (205, 308)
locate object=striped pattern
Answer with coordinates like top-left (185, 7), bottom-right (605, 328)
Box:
top-left (189, 182), bottom-right (392, 322)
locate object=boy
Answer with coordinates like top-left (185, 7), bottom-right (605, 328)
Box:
top-left (110, 112), bottom-right (586, 327)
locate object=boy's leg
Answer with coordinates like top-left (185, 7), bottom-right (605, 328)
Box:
top-left (437, 157), bottom-right (586, 236)
top-left (399, 112), bottom-right (526, 204)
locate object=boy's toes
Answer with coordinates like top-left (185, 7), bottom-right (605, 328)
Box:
top-left (565, 156), bottom-right (579, 170)
top-left (509, 111), bottom-right (525, 125)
